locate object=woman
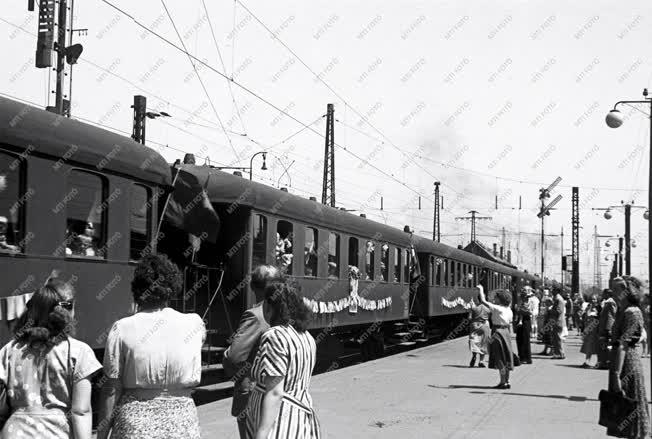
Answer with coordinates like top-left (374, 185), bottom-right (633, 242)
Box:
top-left (0, 279), bottom-right (102, 438)
top-left (246, 281), bottom-right (320, 439)
top-left (538, 291), bottom-right (553, 355)
top-left (580, 295), bottom-right (601, 368)
top-left (606, 276), bottom-right (649, 438)
top-left (515, 289), bottom-right (532, 364)
top-left (97, 254), bottom-right (205, 439)
top-left (477, 285), bottom-right (514, 389)
top-left (467, 298), bottom-right (491, 368)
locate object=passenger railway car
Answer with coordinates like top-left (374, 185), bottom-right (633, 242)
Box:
top-left (0, 96), bottom-right (171, 350)
top-left (0, 95), bottom-right (542, 369)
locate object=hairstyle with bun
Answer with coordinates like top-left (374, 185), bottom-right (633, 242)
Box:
top-left (612, 275), bottom-right (643, 307)
top-left (14, 279), bottom-right (75, 349)
top-left (492, 289), bottom-right (512, 307)
top-left (131, 254), bottom-right (182, 308)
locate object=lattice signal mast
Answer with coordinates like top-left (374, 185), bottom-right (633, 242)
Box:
top-left (321, 103), bottom-right (335, 207)
top-left (455, 210), bottom-right (492, 243)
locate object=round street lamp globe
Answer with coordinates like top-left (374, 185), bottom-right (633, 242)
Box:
top-left (605, 241), bottom-right (611, 247)
top-left (605, 109), bottom-right (624, 128)
top-left (645, 210), bottom-right (649, 220)
top-left (604, 210), bottom-right (613, 220)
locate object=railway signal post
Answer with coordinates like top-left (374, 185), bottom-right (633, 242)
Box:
top-left (537, 177), bottom-right (562, 282)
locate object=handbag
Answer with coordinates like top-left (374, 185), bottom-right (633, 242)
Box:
top-left (598, 389), bottom-right (637, 431)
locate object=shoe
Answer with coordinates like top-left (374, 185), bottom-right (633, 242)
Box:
top-left (524, 360), bottom-right (532, 364)
top-left (538, 350), bottom-right (550, 356)
top-left (493, 383), bottom-right (510, 389)
top-left (478, 362), bottom-right (486, 368)
top-left (581, 362), bottom-right (591, 369)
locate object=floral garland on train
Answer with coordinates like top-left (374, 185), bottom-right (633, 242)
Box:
top-left (441, 296), bottom-right (474, 310)
top-left (302, 265), bottom-right (392, 314)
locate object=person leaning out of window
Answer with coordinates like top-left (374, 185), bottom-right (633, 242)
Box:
top-left (0, 279), bottom-right (102, 439)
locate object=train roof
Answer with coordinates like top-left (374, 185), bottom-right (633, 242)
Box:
top-left (412, 235), bottom-right (536, 280)
top-left (0, 96), bottom-right (170, 186)
top-left (179, 165), bottom-right (414, 246)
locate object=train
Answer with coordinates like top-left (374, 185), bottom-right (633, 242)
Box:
top-left (0, 95), bottom-right (540, 371)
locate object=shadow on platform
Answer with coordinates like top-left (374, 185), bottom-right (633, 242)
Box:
top-left (442, 364), bottom-right (475, 369)
top-left (428, 384), bottom-right (600, 402)
top-left (428, 384), bottom-right (498, 390)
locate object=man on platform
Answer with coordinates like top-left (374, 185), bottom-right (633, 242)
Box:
top-left (222, 265), bottom-right (283, 439)
top-left (595, 288), bottom-right (617, 370)
top-left (549, 285), bottom-right (566, 359)
top-left (527, 288), bottom-right (540, 335)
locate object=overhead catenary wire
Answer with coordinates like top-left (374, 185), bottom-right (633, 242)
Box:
top-left (158, 0), bottom-right (241, 161)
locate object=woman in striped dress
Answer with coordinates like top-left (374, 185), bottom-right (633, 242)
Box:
top-left (246, 281), bottom-right (320, 439)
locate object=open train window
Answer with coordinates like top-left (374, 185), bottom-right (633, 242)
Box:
top-left (348, 237), bottom-right (359, 268)
top-left (0, 151), bottom-right (25, 254)
top-left (304, 227), bottom-right (318, 277)
top-left (276, 220), bottom-right (293, 273)
top-left (463, 264), bottom-right (469, 287)
top-left (66, 170), bottom-right (106, 258)
top-left (450, 261), bottom-right (456, 287)
top-left (441, 259), bottom-right (448, 286)
top-left (403, 249), bottom-right (410, 282)
top-left (380, 243), bottom-right (389, 281)
top-left (365, 240), bottom-right (375, 280)
top-left (130, 184), bottom-right (151, 260)
top-left (393, 247), bottom-right (400, 283)
top-left (328, 232), bottom-right (339, 278)
top-left (435, 258), bottom-right (442, 286)
top-left (252, 213), bottom-right (267, 267)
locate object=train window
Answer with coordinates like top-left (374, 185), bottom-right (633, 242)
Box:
top-left (393, 247), bottom-right (400, 283)
top-left (435, 258), bottom-right (441, 286)
top-left (403, 249), bottom-right (410, 282)
top-left (328, 232), bottom-right (339, 278)
top-left (365, 241), bottom-right (375, 280)
top-left (450, 261), bottom-right (456, 287)
top-left (428, 256), bottom-right (434, 286)
top-left (276, 220), bottom-right (293, 273)
top-left (0, 151), bottom-right (24, 254)
top-left (457, 262), bottom-right (462, 286)
top-left (348, 237), bottom-right (359, 268)
top-left (442, 259), bottom-right (448, 286)
top-left (380, 243), bottom-right (389, 281)
top-left (252, 214), bottom-right (267, 267)
top-left (130, 184), bottom-right (151, 260)
top-left (304, 227), bottom-right (318, 277)
top-left (66, 170), bottom-right (106, 258)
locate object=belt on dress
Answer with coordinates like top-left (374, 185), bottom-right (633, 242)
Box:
top-left (493, 324), bottom-right (510, 329)
top-left (122, 388), bottom-right (193, 399)
top-left (253, 384), bottom-right (313, 414)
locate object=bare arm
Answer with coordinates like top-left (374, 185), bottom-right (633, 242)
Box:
top-left (476, 285), bottom-right (491, 308)
top-left (254, 376), bottom-right (284, 439)
top-left (70, 378), bottom-right (93, 439)
top-left (97, 377), bottom-right (123, 439)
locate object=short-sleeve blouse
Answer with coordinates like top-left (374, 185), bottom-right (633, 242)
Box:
top-left (0, 337), bottom-right (102, 411)
top-left (103, 308), bottom-right (205, 389)
top-left (486, 303), bottom-right (513, 326)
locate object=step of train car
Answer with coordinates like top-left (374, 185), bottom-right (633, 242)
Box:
top-left (200, 363), bottom-right (227, 386)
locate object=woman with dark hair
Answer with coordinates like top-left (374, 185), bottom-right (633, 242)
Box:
top-left (605, 276), bottom-right (650, 438)
top-left (515, 288), bottom-right (532, 364)
top-left (0, 279), bottom-right (102, 438)
top-left (97, 254), bottom-right (205, 439)
top-left (246, 281), bottom-right (320, 439)
top-left (477, 284), bottom-right (514, 389)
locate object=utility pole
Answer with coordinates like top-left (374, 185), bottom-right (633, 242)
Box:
top-left (571, 186), bottom-right (579, 296)
top-left (433, 181), bottom-right (441, 242)
top-left (54, 0), bottom-right (67, 114)
top-left (455, 210), bottom-right (492, 243)
top-left (624, 203), bottom-right (631, 275)
top-left (560, 226), bottom-right (564, 287)
top-left (132, 95), bottom-right (147, 144)
top-left (322, 103), bottom-right (336, 207)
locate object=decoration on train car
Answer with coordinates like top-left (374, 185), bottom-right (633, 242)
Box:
top-left (441, 296), bottom-right (474, 309)
top-left (301, 265), bottom-right (392, 314)
top-left (0, 292), bottom-right (35, 320)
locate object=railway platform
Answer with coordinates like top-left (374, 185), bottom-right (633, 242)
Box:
top-left (197, 332), bottom-right (651, 438)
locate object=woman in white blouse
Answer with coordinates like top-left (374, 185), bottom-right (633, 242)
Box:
top-left (477, 284), bottom-right (515, 389)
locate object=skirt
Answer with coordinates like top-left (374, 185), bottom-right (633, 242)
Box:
top-left (607, 346), bottom-right (650, 438)
top-left (469, 322), bottom-right (490, 354)
top-left (580, 317), bottom-right (600, 356)
top-left (488, 328), bottom-right (514, 371)
top-left (111, 394), bottom-right (201, 439)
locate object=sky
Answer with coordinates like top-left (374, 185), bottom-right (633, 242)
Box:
top-left (2, 0), bottom-right (651, 286)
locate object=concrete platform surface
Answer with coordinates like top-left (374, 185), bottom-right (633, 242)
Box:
top-left (198, 333), bottom-right (651, 438)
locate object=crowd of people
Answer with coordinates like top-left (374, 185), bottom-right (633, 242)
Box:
top-left (467, 279), bottom-right (650, 438)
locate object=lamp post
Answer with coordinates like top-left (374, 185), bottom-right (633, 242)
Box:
top-left (604, 236), bottom-right (624, 276)
top-left (593, 203), bottom-right (647, 275)
top-left (605, 89), bottom-right (651, 282)
top-left (249, 152), bottom-right (267, 180)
